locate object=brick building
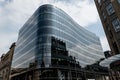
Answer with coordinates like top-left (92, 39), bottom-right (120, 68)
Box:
top-left (94, 0), bottom-right (120, 55)
top-left (0, 43), bottom-right (15, 80)
top-left (95, 0), bottom-right (120, 79)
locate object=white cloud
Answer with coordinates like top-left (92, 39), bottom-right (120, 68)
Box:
top-left (0, 0), bottom-right (108, 56)
top-left (0, 0), bottom-right (4, 2)
top-left (0, 32), bottom-right (17, 54)
top-left (0, 0), bottom-right (42, 56)
top-left (51, 0), bottom-right (98, 27)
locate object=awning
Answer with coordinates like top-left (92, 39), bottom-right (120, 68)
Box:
top-left (100, 54), bottom-right (120, 68)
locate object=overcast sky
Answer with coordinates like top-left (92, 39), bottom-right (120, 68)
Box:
top-left (0, 0), bottom-right (110, 56)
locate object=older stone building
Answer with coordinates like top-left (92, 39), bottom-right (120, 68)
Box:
top-left (95, 0), bottom-right (120, 79)
top-left (0, 43), bottom-right (15, 80)
top-left (94, 0), bottom-right (120, 55)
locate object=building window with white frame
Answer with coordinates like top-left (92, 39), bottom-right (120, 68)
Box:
top-left (106, 3), bottom-right (115, 15)
top-left (112, 18), bottom-right (120, 32)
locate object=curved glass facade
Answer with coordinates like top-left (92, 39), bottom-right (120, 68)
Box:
top-left (12, 4), bottom-right (104, 69)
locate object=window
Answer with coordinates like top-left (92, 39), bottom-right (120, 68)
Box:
top-left (98, 0), bottom-right (101, 5)
top-left (102, 12), bottom-right (106, 20)
top-left (106, 3), bottom-right (115, 15)
top-left (112, 18), bottom-right (120, 32)
top-left (113, 42), bottom-right (119, 54)
top-left (104, 1), bottom-right (109, 6)
top-left (118, 0), bottom-right (120, 4)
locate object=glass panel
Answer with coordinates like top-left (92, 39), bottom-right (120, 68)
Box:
top-left (102, 12), bottom-right (106, 19)
top-left (118, 0), bottom-right (120, 4)
top-left (106, 3), bottom-right (115, 15)
top-left (98, 0), bottom-right (101, 5)
top-left (112, 18), bottom-right (120, 32)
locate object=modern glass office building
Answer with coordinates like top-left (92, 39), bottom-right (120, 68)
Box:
top-left (11, 4), bottom-right (104, 70)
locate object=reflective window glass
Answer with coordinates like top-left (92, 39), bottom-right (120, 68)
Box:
top-left (98, 0), bottom-right (101, 5)
top-left (106, 3), bottom-right (115, 15)
top-left (112, 18), bottom-right (120, 32)
top-left (118, 0), bottom-right (120, 4)
top-left (102, 12), bottom-right (106, 19)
